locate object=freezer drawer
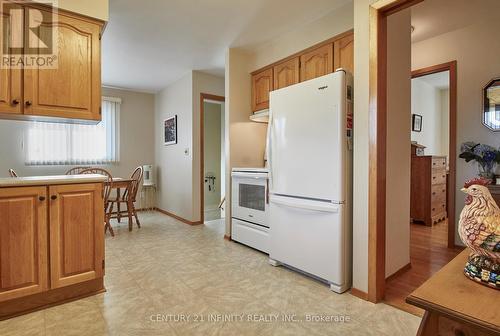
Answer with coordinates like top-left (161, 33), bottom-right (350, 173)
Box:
top-left (269, 195), bottom-right (351, 293)
top-left (231, 218), bottom-right (269, 254)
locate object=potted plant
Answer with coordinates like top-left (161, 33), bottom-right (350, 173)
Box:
top-left (459, 142), bottom-right (500, 180)
top-left (459, 141), bottom-right (500, 180)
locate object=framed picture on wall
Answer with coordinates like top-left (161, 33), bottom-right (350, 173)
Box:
top-left (412, 114), bottom-right (423, 132)
top-left (164, 115), bottom-right (177, 145)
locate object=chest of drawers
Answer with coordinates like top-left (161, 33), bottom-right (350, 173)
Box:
top-left (411, 156), bottom-right (447, 226)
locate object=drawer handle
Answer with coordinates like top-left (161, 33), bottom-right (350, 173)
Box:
top-left (39, 196), bottom-right (46, 201)
top-left (432, 208), bottom-right (435, 211)
top-left (433, 176), bottom-right (436, 179)
top-left (432, 192), bottom-right (436, 195)
top-left (51, 195), bottom-right (57, 200)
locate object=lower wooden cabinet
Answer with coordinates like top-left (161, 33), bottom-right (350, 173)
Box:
top-left (0, 183), bottom-right (104, 305)
top-left (0, 187), bottom-right (48, 302)
top-left (49, 184), bottom-right (104, 289)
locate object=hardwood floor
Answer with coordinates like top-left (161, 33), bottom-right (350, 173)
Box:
top-left (384, 220), bottom-right (464, 316)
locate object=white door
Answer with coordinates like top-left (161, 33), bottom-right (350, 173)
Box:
top-left (269, 194), bottom-right (348, 291)
top-left (269, 72), bottom-right (346, 202)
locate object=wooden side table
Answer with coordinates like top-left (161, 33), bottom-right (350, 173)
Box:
top-left (407, 249), bottom-right (500, 335)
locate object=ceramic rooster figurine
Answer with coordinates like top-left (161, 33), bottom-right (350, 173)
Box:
top-left (459, 177), bottom-right (500, 289)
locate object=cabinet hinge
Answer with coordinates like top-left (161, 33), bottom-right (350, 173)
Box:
top-left (99, 106), bottom-right (102, 115)
top-left (102, 260), bottom-right (105, 269)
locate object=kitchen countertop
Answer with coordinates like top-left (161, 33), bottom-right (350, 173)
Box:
top-left (0, 174), bottom-right (107, 187)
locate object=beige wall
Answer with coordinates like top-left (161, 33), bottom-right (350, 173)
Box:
top-left (155, 73), bottom-right (194, 220)
top-left (248, 1), bottom-right (354, 71)
top-left (224, 48), bottom-right (268, 235)
top-left (352, 0), bottom-right (375, 294)
top-left (412, 17), bottom-right (500, 245)
top-left (34, 0), bottom-right (109, 21)
top-left (155, 71), bottom-right (224, 222)
top-left (385, 9), bottom-right (411, 278)
top-left (0, 87), bottom-right (154, 179)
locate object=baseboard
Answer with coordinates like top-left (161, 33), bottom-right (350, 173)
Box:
top-left (155, 207), bottom-right (203, 225)
top-left (385, 262), bottom-right (412, 282)
top-left (224, 234), bottom-right (231, 241)
top-left (350, 287), bottom-right (369, 301)
top-left (0, 278), bottom-right (104, 321)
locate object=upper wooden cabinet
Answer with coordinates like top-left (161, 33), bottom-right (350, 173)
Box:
top-left (24, 9), bottom-right (102, 122)
top-left (49, 183), bottom-right (104, 289)
top-left (250, 31), bottom-right (353, 113)
top-left (0, 4), bottom-right (23, 115)
top-left (273, 57), bottom-right (300, 90)
top-left (300, 43), bottom-right (334, 82)
top-left (334, 34), bottom-right (354, 73)
top-left (0, 4), bottom-right (103, 123)
top-left (251, 68), bottom-right (273, 112)
top-left (0, 186), bottom-right (48, 303)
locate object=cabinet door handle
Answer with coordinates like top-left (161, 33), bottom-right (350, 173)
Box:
top-left (12, 99), bottom-right (19, 105)
top-left (39, 196), bottom-right (46, 201)
top-left (25, 100), bottom-right (32, 106)
top-left (51, 195), bottom-right (57, 200)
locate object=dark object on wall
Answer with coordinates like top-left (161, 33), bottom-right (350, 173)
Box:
top-left (164, 115), bottom-right (177, 145)
top-left (412, 114), bottom-right (422, 132)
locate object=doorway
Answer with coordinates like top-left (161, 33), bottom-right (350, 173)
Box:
top-left (384, 64), bottom-right (463, 315)
top-left (367, 0), bottom-right (462, 304)
top-left (200, 94), bottom-right (225, 225)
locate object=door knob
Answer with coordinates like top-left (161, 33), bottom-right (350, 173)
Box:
top-left (51, 195), bottom-right (57, 200)
top-left (12, 99), bottom-right (19, 105)
top-left (25, 100), bottom-right (32, 106)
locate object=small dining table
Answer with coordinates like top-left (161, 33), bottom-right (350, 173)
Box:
top-left (104, 177), bottom-right (134, 231)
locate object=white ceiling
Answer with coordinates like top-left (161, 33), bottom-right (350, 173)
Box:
top-left (413, 71), bottom-right (449, 90)
top-left (411, 0), bottom-right (500, 43)
top-left (102, 0), bottom-right (351, 93)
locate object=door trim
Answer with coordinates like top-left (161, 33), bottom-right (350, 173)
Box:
top-left (411, 61), bottom-right (458, 249)
top-left (368, 0), bottom-right (425, 303)
top-left (200, 93), bottom-right (225, 224)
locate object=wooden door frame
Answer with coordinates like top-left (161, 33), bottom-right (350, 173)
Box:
top-left (368, 0), bottom-right (426, 303)
top-left (200, 93), bottom-right (225, 224)
top-left (411, 61), bottom-right (458, 249)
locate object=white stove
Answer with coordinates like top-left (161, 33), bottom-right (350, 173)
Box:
top-left (231, 167), bottom-right (269, 253)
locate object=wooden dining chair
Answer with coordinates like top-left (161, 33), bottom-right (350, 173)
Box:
top-left (8, 169), bottom-right (18, 177)
top-left (110, 166), bottom-right (144, 230)
top-left (80, 168), bottom-right (115, 237)
top-left (65, 166), bottom-right (91, 175)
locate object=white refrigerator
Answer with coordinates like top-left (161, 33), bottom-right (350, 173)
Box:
top-left (267, 71), bottom-right (353, 293)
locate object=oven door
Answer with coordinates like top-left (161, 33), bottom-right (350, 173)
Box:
top-left (231, 172), bottom-right (268, 227)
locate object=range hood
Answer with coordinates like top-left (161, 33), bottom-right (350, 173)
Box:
top-left (249, 109), bottom-right (269, 123)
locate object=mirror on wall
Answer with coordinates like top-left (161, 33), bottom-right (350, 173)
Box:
top-left (483, 78), bottom-right (500, 131)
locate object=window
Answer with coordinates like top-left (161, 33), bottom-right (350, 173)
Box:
top-left (25, 97), bottom-right (120, 165)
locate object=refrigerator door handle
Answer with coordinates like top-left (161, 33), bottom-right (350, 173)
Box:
top-left (270, 195), bottom-right (339, 213)
top-left (266, 109), bottom-right (273, 191)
